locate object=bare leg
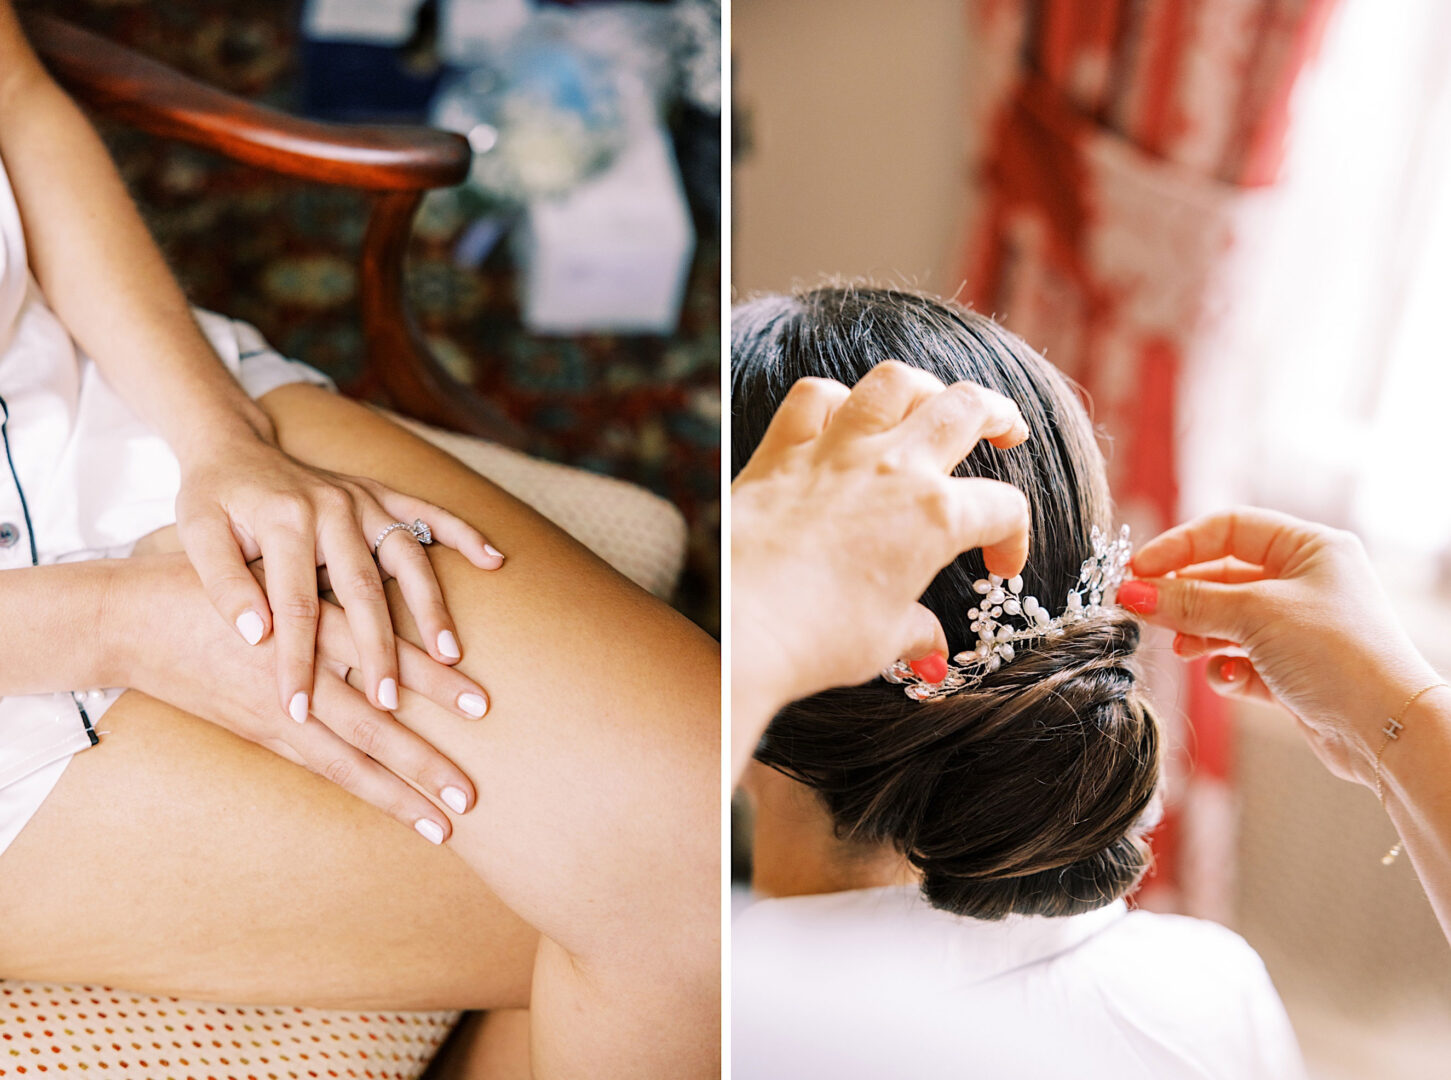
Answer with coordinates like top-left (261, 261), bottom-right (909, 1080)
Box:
top-left (0, 387), bottom-right (720, 1075)
top-left (426, 1010), bottom-right (532, 1080)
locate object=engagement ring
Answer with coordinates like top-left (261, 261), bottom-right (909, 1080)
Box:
top-left (374, 518), bottom-right (433, 553)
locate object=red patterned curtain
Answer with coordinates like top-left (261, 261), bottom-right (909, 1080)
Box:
top-left (959, 0), bottom-right (1337, 916)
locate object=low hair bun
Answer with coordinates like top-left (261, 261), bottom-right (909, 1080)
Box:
top-left (918, 811), bottom-right (1155, 922)
top-left (760, 613), bottom-right (1161, 920)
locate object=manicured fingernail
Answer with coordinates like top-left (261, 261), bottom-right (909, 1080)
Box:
top-left (437, 630), bottom-right (461, 660)
top-left (1172, 632), bottom-right (1186, 655)
top-left (458, 692), bottom-right (489, 718)
top-left (289, 691), bottom-right (309, 724)
top-left (414, 819), bottom-right (445, 845)
top-left (484, 543), bottom-right (504, 559)
top-left (908, 651), bottom-right (949, 684)
top-left (379, 677), bottom-right (399, 711)
top-left (1117, 580), bottom-right (1157, 615)
top-left (236, 610), bottom-right (264, 646)
top-left (440, 786), bottom-right (468, 814)
top-left (1219, 659), bottom-right (1239, 683)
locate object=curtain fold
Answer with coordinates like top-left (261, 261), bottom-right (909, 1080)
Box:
top-left (960, 0), bottom-right (1336, 916)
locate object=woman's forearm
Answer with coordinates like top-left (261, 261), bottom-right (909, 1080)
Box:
top-left (731, 682), bottom-right (776, 787)
top-left (730, 586), bottom-right (793, 786)
top-left (0, 4), bottom-right (271, 461)
top-left (1381, 689), bottom-right (1451, 941)
top-left (0, 560), bottom-right (130, 695)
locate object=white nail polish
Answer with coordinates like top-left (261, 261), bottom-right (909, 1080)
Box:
top-left (440, 786), bottom-right (468, 814)
top-left (289, 691), bottom-right (309, 724)
top-left (379, 677), bottom-right (399, 710)
top-left (458, 692), bottom-right (488, 718)
top-left (236, 610), bottom-right (264, 646)
top-left (437, 630), bottom-right (461, 660)
top-left (484, 543), bottom-right (504, 559)
top-left (415, 819), bottom-right (445, 845)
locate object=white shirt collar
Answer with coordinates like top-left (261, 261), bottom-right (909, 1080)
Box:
top-left (736, 885), bottom-right (1129, 988)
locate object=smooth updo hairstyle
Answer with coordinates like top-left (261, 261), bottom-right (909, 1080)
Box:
top-left (732, 286), bottom-right (1160, 920)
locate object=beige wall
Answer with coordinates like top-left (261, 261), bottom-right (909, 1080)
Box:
top-left (732, 0), bottom-right (970, 297)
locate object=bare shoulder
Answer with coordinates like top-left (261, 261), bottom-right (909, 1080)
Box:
top-left (0, 2), bottom-right (47, 118)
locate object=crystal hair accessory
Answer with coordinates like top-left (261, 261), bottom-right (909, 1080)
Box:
top-left (883, 524), bottom-right (1134, 702)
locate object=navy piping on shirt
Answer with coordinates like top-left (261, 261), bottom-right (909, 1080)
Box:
top-left (1, 392), bottom-right (99, 744)
top-left (71, 693), bottom-right (100, 746)
top-left (0, 392), bottom-right (39, 567)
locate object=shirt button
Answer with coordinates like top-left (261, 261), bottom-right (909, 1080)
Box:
top-left (0, 523), bottom-right (18, 548)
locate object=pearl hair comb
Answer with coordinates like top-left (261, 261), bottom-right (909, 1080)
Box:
top-left (883, 524), bottom-right (1134, 701)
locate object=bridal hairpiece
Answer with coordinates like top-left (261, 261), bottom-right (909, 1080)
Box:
top-left (882, 524), bottom-right (1134, 702)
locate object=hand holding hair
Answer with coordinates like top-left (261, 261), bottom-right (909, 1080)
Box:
top-left (731, 360), bottom-right (1032, 783)
top-left (733, 287), bottom-right (1163, 921)
top-left (1125, 507), bottom-right (1441, 787)
top-left (1129, 506), bottom-right (1451, 942)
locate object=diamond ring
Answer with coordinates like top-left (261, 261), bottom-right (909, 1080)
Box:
top-left (374, 518), bottom-right (433, 554)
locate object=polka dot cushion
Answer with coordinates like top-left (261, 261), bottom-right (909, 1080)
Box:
top-left (0, 983), bottom-right (458, 1079)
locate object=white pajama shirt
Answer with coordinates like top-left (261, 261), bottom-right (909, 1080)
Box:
top-left (0, 152), bottom-right (330, 856)
top-left (733, 886), bottom-right (1307, 1079)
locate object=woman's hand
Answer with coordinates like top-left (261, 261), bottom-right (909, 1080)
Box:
top-left (1125, 507), bottom-right (1442, 786)
top-left (174, 433), bottom-right (505, 726)
top-left (117, 552), bottom-right (492, 843)
top-left (731, 361), bottom-right (1032, 779)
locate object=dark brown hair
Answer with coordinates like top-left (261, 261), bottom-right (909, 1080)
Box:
top-left (732, 286), bottom-right (1160, 920)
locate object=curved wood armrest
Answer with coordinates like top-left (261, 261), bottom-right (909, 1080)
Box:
top-left (23, 12), bottom-right (470, 191)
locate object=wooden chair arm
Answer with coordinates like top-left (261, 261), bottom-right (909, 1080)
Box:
top-left (22, 11), bottom-right (470, 191)
top-left (22, 11), bottom-right (525, 445)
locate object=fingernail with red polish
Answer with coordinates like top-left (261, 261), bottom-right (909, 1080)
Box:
top-left (1172, 632), bottom-right (1186, 655)
top-left (1117, 580), bottom-right (1157, 615)
top-left (908, 651), bottom-right (949, 684)
top-left (1219, 659), bottom-right (1239, 683)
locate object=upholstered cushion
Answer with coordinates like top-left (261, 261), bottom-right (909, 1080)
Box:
top-left (391, 413), bottom-right (688, 602)
top-left (0, 982), bottom-right (458, 1079)
top-left (0, 428), bottom-right (690, 1078)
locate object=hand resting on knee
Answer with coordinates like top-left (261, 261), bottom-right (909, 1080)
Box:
top-left (111, 551), bottom-right (490, 844)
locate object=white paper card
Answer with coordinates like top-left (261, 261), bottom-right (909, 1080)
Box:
top-left (302, 0), bottom-right (424, 45)
top-left (515, 96), bottom-right (696, 335)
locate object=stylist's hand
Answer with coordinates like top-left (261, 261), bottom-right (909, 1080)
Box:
top-left (175, 433), bottom-right (504, 726)
top-left (118, 552), bottom-right (491, 843)
top-left (1125, 507), bottom-right (1440, 786)
top-left (731, 361), bottom-right (1031, 768)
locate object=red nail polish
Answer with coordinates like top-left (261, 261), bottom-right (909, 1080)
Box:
top-left (1219, 659), bottom-right (1238, 683)
top-left (1117, 580), bottom-right (1157, 615)
top-left (909, 652), bottom-right (949, 684)
top-left (1172, 632), bottom-right (1186, 655)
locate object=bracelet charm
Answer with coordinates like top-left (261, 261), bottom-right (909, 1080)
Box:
top-left (1373, 682), bottom-right (1449, 865)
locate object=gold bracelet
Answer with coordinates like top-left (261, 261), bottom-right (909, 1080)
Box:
top-left (1373, 681), bottom-right (1450, 865)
